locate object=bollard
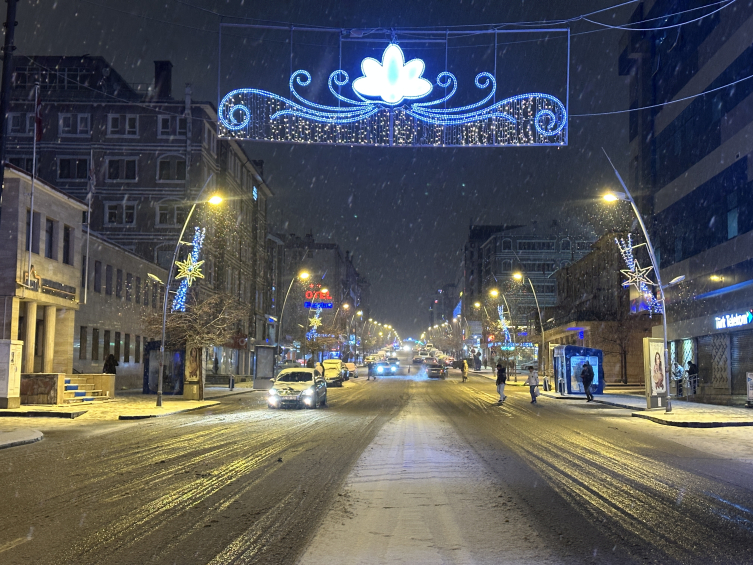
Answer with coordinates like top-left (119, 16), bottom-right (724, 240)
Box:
top-left (229, 375), bottom-right (235, 391)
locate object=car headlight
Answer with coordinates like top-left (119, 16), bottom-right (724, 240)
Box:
top-left (269, 388), bottom-right (278, 396)
top-left (302, 387), bottom-right (315, 396)
top-left (377, 366), bottom-right (384, 373)
top-left (391, 366), bottom-right (397, 372)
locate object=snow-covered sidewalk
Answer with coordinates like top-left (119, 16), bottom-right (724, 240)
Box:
top-left (298, 389), bottom-right (558, 565)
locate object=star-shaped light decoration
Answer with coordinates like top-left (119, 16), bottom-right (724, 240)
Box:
top-left (308, 315), bottom-right (323, 330)
top-left (175, 254), bottom-right (205, 286)
top-left (620, 261), bottom-right (654, 290)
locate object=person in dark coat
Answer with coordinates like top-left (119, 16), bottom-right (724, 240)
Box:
top-left (103, 354), bottom-right (118, 374)
top-left (580, 360), bottom-right (595, 402)
top-left (495, 363), bottom-right (507, 402)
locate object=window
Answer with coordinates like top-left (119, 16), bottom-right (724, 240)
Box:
top-left (108, 115), bottom-right (120, 134)
top-left (9, 157), bottom-right (34, 174)
top-left (158, 205), bottom-right (171, 225)
top-left (116, 269), bottom-right (123, 298)
top-left (560, 239), bottom-right (571, 251)
top-left (105, 264), bottom-right (113, 295)
top-left (58, 158), bottom-right (88, 180)
top-left (674, 236), bottom-right (683, 263)
top-left (158, 158), bottom-right (187, 181)
top-left (253, 186), bottom-right (258, 201)
top-left (178, 117), bottom-right (187, 136)
top-left (44, 218), bottom-right (56, 259)
top-left (59, 113), bottom-right (90, 136)
top-left (159, 116), bottom-right (171, 136)
top-left (105, 203), bottom-right (136, 225)
top-left (94, 261), bottom-right (102, 293)
top-left (124, 333), bottom-right (130, 363)
top-left (63, 225), bottom-right (73, 265)
top-left (135, 276), bottom-right (141, 303)
top-left (91, 328), bottom-right (99, 361)
top-left (518, 240), bottom-right (556, 252)
top-left (135, 335), bottom-right (141, 364)
top-left (79, 327), bottom-right (87, 360)
top-left (176, 160), bottom-right (186, 180)
top-left (106, 204), bottom-right (118, 224)
top-left (81, 255), bottom-right (87, 287)
top-left (106, 158), bottom-right (137, 181)
top-left (8, 112), bottom-right (32, 134)
top-left (727, 192), bottom-right (739, 240)
top-left (126, 272), bottom-right (132, 301)
top-left (103, 330), bottom-right (111, 358)
top-left (502, 239), bottom-right (512, 251)
top-left (158, 160), bottom-right (171, 180)
top-left (126, 115), bottom-right (138, 136)
top-left (124, 204), bottom-right (135, 225)
top-left (114, 332), bottom-right (121, 361)
top-left (156, 203), bottom-right (186, 226)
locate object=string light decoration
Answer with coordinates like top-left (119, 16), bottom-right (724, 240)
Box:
top-left (218, 43), bottom-right (567, 147)
top-left (615, 234), bottom-right (663, 315)
top-left (172, 227), bottom-right (206, 313)
top-left (306, 307), bottom-right (323, 340)
top-left (497, 305), bottom-right (512, 344)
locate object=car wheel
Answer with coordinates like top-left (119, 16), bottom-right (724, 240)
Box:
top-left (310, 396), bottom-right (318, 409)
top-left (321, 393), bottom-right (328, 407)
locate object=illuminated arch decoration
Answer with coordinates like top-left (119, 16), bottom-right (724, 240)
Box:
top-left (615, 234), bottom-right (662, 315)
top-left (172, 226), bottom-right (206, 313)
top-left (218, 43), bottom-right (567, 147)
top-left (497, 305), bottom-right (512, 345)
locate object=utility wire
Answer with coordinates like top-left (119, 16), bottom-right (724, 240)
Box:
top-left (584, 0), bottom-right (735, 31)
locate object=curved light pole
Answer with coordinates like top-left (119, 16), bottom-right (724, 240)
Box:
top-left (277, 270), bottom-right (310, 358)
top-left (157, 174), bottom-right (222, 407)
top-left (513, 272), bottom-right (546, 381)
top-left (603, 149), bottom-right (683, 413)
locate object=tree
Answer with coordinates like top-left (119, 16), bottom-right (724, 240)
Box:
top-left (144, 292), bottom-right (251, 349)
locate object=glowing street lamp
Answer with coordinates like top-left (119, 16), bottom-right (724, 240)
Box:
top-left (278, 269), bottom-right (311, 360)
top-left (489, 289), bottom-right (499, 297)
top-left (157, 174), bottom-right (222, 407)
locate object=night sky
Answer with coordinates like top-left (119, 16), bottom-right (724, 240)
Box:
top-left (19, 0), bottom-right (639, 336)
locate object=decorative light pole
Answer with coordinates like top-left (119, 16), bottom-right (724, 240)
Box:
top-left (513, 272), bottom-right (546, 380)
top-left (277, 270), bottom-right (310, 358)
top-left (602, 150), bottom-right (684, 413)
top-left (157, 174), bottom-right (222, 407)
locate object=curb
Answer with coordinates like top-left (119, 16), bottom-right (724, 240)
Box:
top-left (204, 389), bottom-right (259, 400)
top-left (631, 412), bottom-right (753, 428)
top-left (0, 410), bottom-right (87, 419)
top-left (540, 392), bottom-right (647, 411)
top-left (0, 430), bottom-right (43, 449)
top-left (118, 401), bottom-right (221, 420)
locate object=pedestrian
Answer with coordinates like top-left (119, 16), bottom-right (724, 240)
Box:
top-left (306, 357), bottom-right (315, 368)
top-left (483, 355), bottom-right (488, 370)
top-left (687, 360), bottom-right (698, 395)
top-left (462, 359), bottom-right (469, 382)
top-left (525, 365), bottom-right (539, 404)
top-left (581, 360), bottom-right (595, 402)
top-left (102, 353), bottom-right (118, 375)
top-left (495, 362), bottom-right (507, 402)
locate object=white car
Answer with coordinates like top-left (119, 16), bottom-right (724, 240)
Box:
top-left (321, 359), bottom-right (346, 387)
top-left (268, 368), bottom-right (327, 409)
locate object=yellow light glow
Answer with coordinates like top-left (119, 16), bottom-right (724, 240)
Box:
top-left (208, 195), bottom-right (223, 205)
top-left (357, 310), bottom-right (363, 316)
top-left (513, 272), bottom-right (523, 280)
top-left (710, 275), bottom-right (723, 282)
top-left (489, 289), bottom-right (499, 297)
top-left (343, 303), bottom-right (350, 310)
top-left (473, 302), bottom-right (481, 308)
top-left (603, 193), bottom-right (618, 202)
top-left (299, 271), bottom-right (310, 280)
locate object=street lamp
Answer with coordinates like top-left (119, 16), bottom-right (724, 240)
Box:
top-left (157, 174), bottom-right (222, 407)
top-left (513, 270), bottom-right (546, 382)
top-left (602, 149), bottom-right (681, 412)
top-left (278, 270), bottom-right (310, 359)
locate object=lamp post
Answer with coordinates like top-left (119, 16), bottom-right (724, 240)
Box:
top-left (602, 150), bottom-right (683, 413)
top-left (157, 174), bottom-right (222, 407)
top-left (277, 270), bottom-right (310, 360)
top-left (513, 272), bottom-right (546, 382)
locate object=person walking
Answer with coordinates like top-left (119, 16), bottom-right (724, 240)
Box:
top-left (525, 366), bottom-right (539, 404)
top-left (483, 355), bottom-right (488, 370)
top-left (102, 353), bottom-right (118, 375)
top-left (581, 360), bottom-right (595, 402)
top-left (495, 362), bottom-right (507, 402)
top-left (462, 359), bottom-right (469, 382)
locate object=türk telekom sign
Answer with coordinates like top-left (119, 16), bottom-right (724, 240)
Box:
top-left (714, 310), bottom-right (753, 330)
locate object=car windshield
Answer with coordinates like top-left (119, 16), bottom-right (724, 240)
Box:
top-left (276, 371), bottom-right (314, 383)
top-left (388, 358), bottom-right (399, 362)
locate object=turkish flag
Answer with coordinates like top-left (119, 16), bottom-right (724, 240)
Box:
top-left (34, 95), bottom-right (42, 142)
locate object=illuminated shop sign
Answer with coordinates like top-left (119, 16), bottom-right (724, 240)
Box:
top-left (304, 302), bottom-right (333, 309)
top-left (714, 310), bottom-right (753, 330)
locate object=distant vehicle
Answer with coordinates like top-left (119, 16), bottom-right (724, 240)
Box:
top-left (344, 362), bottom-right (358, 379)
top-left (413, 356), bottom-right (425, 364)
top-left (418, 350), bottom-right (429, 358)
top-left (442, 357), bottom-right (455, 367)
top-left (365, 355), bottom-right (378, 363)
top-left (369, 360), bottom-right (397, 376)
top-left (268, 369), bottom-right (327, 409)
top-left (425, 343), bottom-right (434, 350)
top-left (275, 359), bottom-right (301, 375)
top-left (427, 361), bottom-right (447, 379)
top-left (320, 359), bottom-right (346, 387)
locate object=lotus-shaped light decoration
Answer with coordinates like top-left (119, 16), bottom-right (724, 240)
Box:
top-left (352, 44), bottom-right (433, 105)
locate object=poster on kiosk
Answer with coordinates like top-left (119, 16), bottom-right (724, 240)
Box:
top-left (643, 337), bottom-right (667, 409)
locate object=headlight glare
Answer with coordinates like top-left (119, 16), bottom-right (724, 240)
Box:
top-left (269, 388), bottom-right (278, 396)
top-left (303, 388), bottom-right (315, 396)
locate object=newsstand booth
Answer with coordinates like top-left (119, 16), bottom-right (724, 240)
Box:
top-left (552, 345), bottom-right (604, 396)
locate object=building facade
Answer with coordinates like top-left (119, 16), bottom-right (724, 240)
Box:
top-left (619, 2), bottom-right (753, 402)
top-left (6, 55), bottom-right (274, 371)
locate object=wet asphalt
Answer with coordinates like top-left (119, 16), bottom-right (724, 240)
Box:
top-left (1, 357), bottom-right (752, 564)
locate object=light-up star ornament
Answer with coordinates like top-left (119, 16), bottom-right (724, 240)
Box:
top-left (615, 234), bottom-right (663, 315)
top-left (352, 44), bottom-right (432, 105)
top-left (175, 254), bottom-right (205, 286)
top-left (308, 315), bottom-right (323, 330)
top-left (620, 262), bottom-right (653, 289)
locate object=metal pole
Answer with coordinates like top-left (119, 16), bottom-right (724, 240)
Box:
top-left (27, 83), bottom-right (38, 288)
top-left (0, 0), bottom-right (18, 200)
top-left (277, 276), bottom-right (296, 356)
top-left (528, 277), bottom-right (545, 379)
top-left (157, 173), bottom-right (214, 407)
top-left (84, 149), bottom-right (93, 304)
top-left (603, 150), bottom-right (671, 412)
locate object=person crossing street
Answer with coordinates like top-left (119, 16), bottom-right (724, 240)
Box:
top-left (495, 362), bottom-right (507, 402)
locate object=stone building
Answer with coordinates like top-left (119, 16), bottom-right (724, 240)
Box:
top-left (6, 55), bottom-right (275, 369)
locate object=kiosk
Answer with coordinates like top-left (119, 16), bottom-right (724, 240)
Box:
top-left (552, 345), bottom-right (604, 396)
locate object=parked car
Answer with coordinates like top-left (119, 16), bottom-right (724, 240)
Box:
top-left (344, 362), bottom-right (358, 379)
top-left (320, 359), bottom-right (346, 387)
top-left (275, 359), bottom-right (301, 375)
top-left (268, 368), bottom-right (327, 409)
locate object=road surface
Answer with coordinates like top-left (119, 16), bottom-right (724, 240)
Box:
top-left (1, 352), bottom-right (752, 564)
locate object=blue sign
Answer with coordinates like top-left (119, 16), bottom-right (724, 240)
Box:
top-left (305, 302), bottom-right (333, 309)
